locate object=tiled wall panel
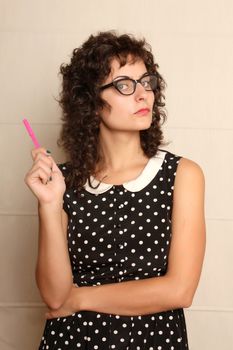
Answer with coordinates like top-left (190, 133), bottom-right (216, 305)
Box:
top-left (1, 1), bottom-right (232, 349)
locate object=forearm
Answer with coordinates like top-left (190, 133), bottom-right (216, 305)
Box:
top-left (36, 203), bottom-right (73, 309)
top-left (79, 275), bottom-right (191, 316)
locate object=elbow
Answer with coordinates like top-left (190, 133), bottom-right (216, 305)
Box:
top-left (38, 283), bottom-right (73, 310)
top-left (41, 294), bottom-right (65, 311)
top-left (180, 295), bottom-right (193, 309)
top-left (36, 274), bottom-right (73, 310)
top-left (177, 289), bottom-right (194, 309)
top-left (36, 281), bottom-right (66, 310)
top-left (45, 298), bottom-right (64, 311)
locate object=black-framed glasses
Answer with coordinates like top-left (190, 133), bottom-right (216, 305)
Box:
top-left (100, 73), bottom-right (158, 95)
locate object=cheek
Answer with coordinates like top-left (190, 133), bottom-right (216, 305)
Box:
top-left (149, 92), bottom-right (155, 107)
top-left (100, 107), bottom-right (124, 127)
top-left (100, 96), bottom-right (127, 119)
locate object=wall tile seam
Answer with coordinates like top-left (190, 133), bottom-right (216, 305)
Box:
top-left (0, 302), bottom-right (44, 308)
top-left (185, 307), bottom-right (233, 313)
top-left (0, 213), bottom-right (38, 217)
top-left (0, 303), bottom-right (233, 312)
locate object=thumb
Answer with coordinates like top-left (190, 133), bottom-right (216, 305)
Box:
top-left (51, 162), bottom-right (66, 183)
top-left (50, 159), bottom-right (62, 174)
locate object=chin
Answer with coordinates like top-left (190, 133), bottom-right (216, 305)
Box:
top-left (139, 125), bottom-right (152, 131)
top-left (135, 118), bottom-right (152, 130)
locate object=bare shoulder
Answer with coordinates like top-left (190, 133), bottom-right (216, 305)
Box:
top-left (174, 157), bottom-right (205, 197)
top-left (176, 157), bottom-right (205, 183)
top-left (173, 157), bottom-right (205, 221)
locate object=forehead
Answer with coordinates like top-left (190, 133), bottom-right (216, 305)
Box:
top-left (108, 56), bottom-right (147, 80)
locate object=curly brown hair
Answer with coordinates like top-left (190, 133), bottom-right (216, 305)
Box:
top-left (58, 30), bottom-right (166, 192)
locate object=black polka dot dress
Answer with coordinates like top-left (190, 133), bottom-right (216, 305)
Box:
top-left (39, 150), bottom-right (189, 349)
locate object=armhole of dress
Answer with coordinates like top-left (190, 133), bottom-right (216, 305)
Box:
top-left (57, 163), bottom-right (70, 215)
top-left (166, 154), bottom-right (182, 219)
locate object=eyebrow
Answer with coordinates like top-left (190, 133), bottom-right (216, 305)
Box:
top-left (112, 72), bottom-right (148, 81)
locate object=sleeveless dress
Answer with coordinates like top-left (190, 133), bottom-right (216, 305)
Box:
top-left (39, 150), bottom-right (189, 349)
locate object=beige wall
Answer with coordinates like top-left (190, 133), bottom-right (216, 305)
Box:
top-left (1, 0), bottom-right (233, 348)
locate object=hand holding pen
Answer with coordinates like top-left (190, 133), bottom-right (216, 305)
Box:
top-left (23, 119), bottom-right (66, 206)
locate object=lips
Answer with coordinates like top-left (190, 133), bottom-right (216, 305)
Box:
top-left (134, 108), bottom-right (150, 115)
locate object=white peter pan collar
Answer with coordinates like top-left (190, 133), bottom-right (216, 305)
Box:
top-left (83, 150), bottom-right (166, 194)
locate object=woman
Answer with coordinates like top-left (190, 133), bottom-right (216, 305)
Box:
top-left (25, 31), bottom-right (206, 349)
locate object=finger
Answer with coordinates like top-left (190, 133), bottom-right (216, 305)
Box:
top-left (31, 147), bottom-right (47, 160)
top-left (33, 159), bottom-right (53, 178)
top-left (31, 150), bottom-right (63, 182)
top-left (49, 159), bottom-right (64, 177)
top-left (31, 168), bottom-right (49, 186)
top-left (45, 310), bottom-right (60, 319)
top-left (51, 161), bottom-right (61, 172)
top-left (26, 167), bottom-right (51, 186)
top-left (31, 147), bottom-right (52, 161)
top-left (33, 153), bottom-right (53, 171)
top-left (45, 311), bottom-right (52, 319)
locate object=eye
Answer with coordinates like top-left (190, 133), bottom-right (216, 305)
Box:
top-left (115, 79), bottom-right (132, 92)
top-left (141, 77), bottom-right (151, 88)
top-left (141, 80), bottom-right (150, 88)
top-left (141, 75), bottom-right (157, 90)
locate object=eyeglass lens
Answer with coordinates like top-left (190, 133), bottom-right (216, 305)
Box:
top-left (115, 74), bottom-right (157, 95)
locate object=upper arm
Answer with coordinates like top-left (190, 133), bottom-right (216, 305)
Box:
top-left (166, 158), bottom-right (206, 304)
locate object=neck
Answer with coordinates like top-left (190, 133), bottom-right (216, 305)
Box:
top-left (97, 128), bottom-right (146, 173)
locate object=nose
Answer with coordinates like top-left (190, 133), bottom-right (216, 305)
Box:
top-left (134, 82), bottom-right (147, 100)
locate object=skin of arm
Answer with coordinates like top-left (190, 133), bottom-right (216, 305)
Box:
top-left (36, 204), bottom-right (73, 310)
top-left (25, 147), bottom-right (73, 311)
top-left (46, 158), bottom-right (206, 318)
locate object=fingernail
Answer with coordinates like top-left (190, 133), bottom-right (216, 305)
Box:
top-left (46, 150), bottom-right (51, 154)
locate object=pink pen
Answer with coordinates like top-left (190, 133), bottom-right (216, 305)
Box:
top-left (23, 118), bottom-right (41, 148)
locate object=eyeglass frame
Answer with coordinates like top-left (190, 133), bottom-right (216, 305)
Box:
top-left (99, 73), bottom-right (158, 96)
